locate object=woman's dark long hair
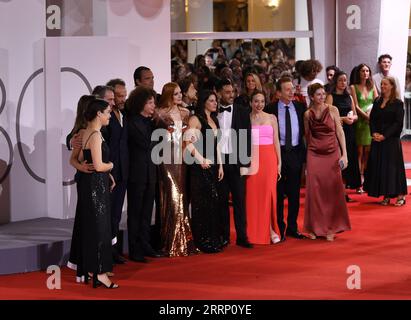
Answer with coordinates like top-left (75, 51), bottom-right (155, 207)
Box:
top-left (330, 70), bottom-right (350, 96)
top-left (70, 95), bottom-right (95, 135)
top-left (352, 63), bottom-right (374, 90)
top-left (84, 98), bottom-right (109, 122)
top-left (195, 90), bottom-right (219, 126)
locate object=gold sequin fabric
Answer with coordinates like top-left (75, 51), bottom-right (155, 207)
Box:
top-left (155, 109), bottom-right (198, 257)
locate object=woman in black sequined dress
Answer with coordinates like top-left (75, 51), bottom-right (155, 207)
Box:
top-left (185, 90), bottom-right (225, 253)
top-left (67, 95), bottom-right (97, 283)
top-left (75, 98), bottom-right (118, 289)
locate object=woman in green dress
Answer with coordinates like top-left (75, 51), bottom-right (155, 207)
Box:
top-left (350, 63), bottom-right (378, 193)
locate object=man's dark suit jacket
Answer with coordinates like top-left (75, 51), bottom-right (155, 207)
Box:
top-left (127, 114), bottom-right (156, 185)
top-left (264, 100), bottom-right (306, 162)
top-left (102, 110), bottom-right (129, 182)
top-left (222, 102), bottom-right (252, 168)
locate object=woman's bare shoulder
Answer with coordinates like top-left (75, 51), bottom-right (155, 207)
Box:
top-left (328, 104), bottom-right (339, 114)
top-left (267, 113), bottom-right (277, 123)
top-left (180, 107), bottom-right (190, 116)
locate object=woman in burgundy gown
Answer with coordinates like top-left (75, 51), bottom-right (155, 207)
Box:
top-left (303, 83), bottom-right (351, 241)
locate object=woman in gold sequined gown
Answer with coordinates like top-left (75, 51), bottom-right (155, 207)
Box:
top-left (154, 82), bottom-right (198, 257)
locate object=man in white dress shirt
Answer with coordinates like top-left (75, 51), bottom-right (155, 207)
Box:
top-left (216, 79), bottom-right (253, 248)
top-left (373, 54), bottom-right (400, 96)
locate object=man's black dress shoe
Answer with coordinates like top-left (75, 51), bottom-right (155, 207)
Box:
top-left (129, 255), bottom-right (148, 263)
top-left (113, 254), bottom-right (127, 264)
top-left (145, 250), bottom-right (165, 258)
top-left (285, 231), bottom-right (306, 239)
top-left (221, 239), bottom-right (230, 247)
top-left (345, 195), bottom-right (355, 203)
top-left (236, 240), bottom-right (253, 248)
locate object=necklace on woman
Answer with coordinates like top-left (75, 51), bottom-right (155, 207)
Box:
top-left (169, 105), bottom-right (180, 113)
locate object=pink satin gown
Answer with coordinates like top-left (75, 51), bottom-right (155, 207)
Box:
top-left (246, 125), bottom-right (280, 244)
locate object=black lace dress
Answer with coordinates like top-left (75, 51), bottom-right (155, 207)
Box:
top-left (67, 129), bottom-right (85, 281)
top-left (189, 115), bottom-right (224, 253)
top-left (68, 170), bottom-right (85, 281)
top-left (332, 93), bottom-right (361, 189)
top-left (80, 137), bottom-right (113, 274)
top-left (67, 168), bottom-right (86, 281)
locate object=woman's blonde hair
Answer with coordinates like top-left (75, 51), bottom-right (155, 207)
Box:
top-left (382, 76), bottom-right (399, 102)
top-left (244, 73), bottom-right (262, 94)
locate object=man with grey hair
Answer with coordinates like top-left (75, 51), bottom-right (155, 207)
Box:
top-left (95, 82), bottom-right (129, 265)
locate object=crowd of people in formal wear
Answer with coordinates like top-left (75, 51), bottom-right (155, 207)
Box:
top-left (67, 45), bottom-right (408, 289)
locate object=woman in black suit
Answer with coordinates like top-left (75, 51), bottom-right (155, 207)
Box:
top-left (126, 87), bottom-right (161, 262)
top-left (363, 76), bottom-right (407, 206)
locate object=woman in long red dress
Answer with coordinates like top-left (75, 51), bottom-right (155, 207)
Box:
top-left (303, 83), bottom-right (351, 241)
top-left (245, 91), bottom-right (282, 244)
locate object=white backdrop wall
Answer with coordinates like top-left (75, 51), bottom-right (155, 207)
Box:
top-left (105, 0), bottom-right (171, 93)
top-left (378, 0), bottom-right (411, 98)
top-left (0, 0), bottom-right (47, 224)
top-left (336, 0), bottom-right (410, 96)
top-left (0, 0), bottom-right (171, 223)
top-left (46, 36), bottom-right (129, 219)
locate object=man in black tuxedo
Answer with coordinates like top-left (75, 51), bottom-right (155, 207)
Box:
top-left (125, 87), bottom-right (162, 263)
top-left (216, 78), bottom-right (253, 248)
top-left (265, 77), bottom-right (307, 240)
top-left (96, 81), bottom-right (129, 263)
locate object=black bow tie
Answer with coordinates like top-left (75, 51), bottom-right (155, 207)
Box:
top-left (219, 106), bottom-right (232, 113)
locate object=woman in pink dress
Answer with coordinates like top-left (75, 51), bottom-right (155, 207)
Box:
top-left (245, 91), bottom-right (282, 244)
top-left (303, 83), bottom-right (351, 241)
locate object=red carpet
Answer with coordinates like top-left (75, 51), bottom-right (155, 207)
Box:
top-left (1, 188), bottom-right (410, 300)
top-left (1, 142), bottom-right (410, 300)
top-left (403, 140), bottom-right (411, 179)
top-left (403, 140), bottom-right (411, 163)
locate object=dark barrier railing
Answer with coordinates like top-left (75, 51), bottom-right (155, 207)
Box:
top-left (403, 92), bottom-right (411, 138)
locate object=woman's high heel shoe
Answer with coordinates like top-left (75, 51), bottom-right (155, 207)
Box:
top-left (345, 195), bottom-right (354, 203)
top-left (307, 232), bottom-right (317, 240)
top-left (326, 234), bottom-right (335, 242)
top-left (76, 273), bottom-right (91, 284)
top-left (380, 197), bottom-right (390, 206)
top-left (356, 187), bottom-right (364, 194)
top-left (270, 233), bottom-right (281, 244)
top-left (93, 273), bottom-right (119, 289)
top-left (394, 198), bottom-right (406, 207)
